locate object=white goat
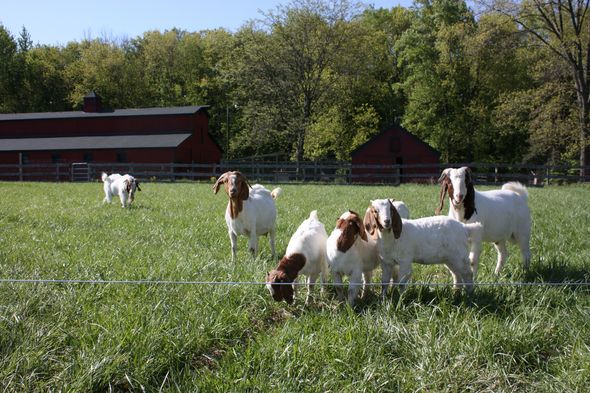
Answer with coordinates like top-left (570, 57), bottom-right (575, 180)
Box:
top-left (326, 210), bottom-right (380, 305)
top-left (266, 210), bottom-right (329, 305)
top-left (436, 167), bottom-right (531, 276)
top-left (101, 172), bottom-right (141, 208)
top-left (365, 199), bottom-right (482, 297)
top-left (213, 171), bottom-right (281, 261)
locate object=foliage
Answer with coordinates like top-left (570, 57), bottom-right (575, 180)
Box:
top-left (0, 0), bottom-right (585, 166)
top-left (0, 181), bottom-right (589, 391)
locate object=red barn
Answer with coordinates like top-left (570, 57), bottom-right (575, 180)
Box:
top-left (0, 92), bottom-right (221, 166)
top-left (351, 125), bottom-right (440, 184)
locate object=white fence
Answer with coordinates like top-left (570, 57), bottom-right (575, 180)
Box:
top-left (0, 161), bottom-right (588, 185)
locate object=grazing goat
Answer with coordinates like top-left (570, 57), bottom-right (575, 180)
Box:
top-left (326, 210), bottom-right (380, 305)
top-left (365, 198), bottom-right (481, 297)
top-left (436, 166), bottom-right (531, 276)
top-left (213, 171), bottom-right (281, 261)
top-left (266, 210), bottom-right (329, 305)
top-left (101, 172), bottom-right (141, 208)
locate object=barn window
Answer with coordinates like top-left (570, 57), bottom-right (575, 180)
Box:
top-left (51, 152), bottom-right (61, 163)
top-left (390, 136), bottom-right (401, 153)
top-left (83, 151), bottom-right (93, 162)
top-left (116, 150), bottom-right (127, 163)
top-left (20, 152), bottom-right (29, 164)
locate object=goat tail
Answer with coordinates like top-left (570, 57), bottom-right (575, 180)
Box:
top-left (308, 210), bottom-right (319, 221)
top-left (101, 172), bottom-right (109, 182)
top-left (502, 181), bottom-right (528, 200)
top-left (271, 187), bottom-right (282, 200)
top-left (464, 222), bottom-right (483, 249)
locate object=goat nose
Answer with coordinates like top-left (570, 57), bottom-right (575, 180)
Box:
top-left (383, 219), bottom-right (391, 227)
top-left (456, 194), bottom-right (464, 202)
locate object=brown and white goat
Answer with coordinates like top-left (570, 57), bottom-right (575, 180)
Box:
top-left (213, 171), bottom-right (282, 261)
top-left (101, 172), bottom-right (141, 208)
top-left (365, 198), bottom-right (480, 297)
top-left (266, 210), bottom-right (328, 304)
top-left (326, 210), bottom-right (380, 305)
top-left (436, 166), bottom-right (531, 276)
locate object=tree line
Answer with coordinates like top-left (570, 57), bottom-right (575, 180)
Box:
top-left (0, 0), bottom-right (588, 169)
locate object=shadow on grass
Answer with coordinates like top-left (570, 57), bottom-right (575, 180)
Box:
top-left (524, 258), bottom-right (590, 283)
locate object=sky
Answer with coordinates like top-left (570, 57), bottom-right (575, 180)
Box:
top-left (1, 0), bottom-right (413, 46)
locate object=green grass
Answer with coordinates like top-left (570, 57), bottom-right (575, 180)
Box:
top-left (0, 181), bottom-right (589, 392)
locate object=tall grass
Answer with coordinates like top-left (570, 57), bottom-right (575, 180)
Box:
top-left (0, 181), bottom-right (589, 391)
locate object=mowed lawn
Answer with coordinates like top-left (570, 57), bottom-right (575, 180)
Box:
top-left (0, 181), bottom-right (589, 392)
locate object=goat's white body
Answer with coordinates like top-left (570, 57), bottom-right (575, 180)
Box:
top-left (376, 215), bottom-right (480, 296)
top-left (392, 200), bottom-right (410, 219)
top-left (283, 210), bottom-right (329, 303)
top-left (447, 180), bottom-right (531, 276)
top-left (102, 172), bottom-right (136, 208)
top-left (226, 184), bottom-right (281, 260)
top-left (326, 214), bottom-right (379, 305)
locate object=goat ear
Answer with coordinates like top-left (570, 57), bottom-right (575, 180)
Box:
top-left (135, 181), bottom-right (141, 192)
top-left (212, 173), bottom-right (228, 194)
top-left (363, 207), bottom-right (376, 238)
top-left (350, 212), bottom-right (367, 242)
top-left (438, 168), bottom-right (452, 183)
top-left (390, 200), bottom-right (403, 239)
top-left (460, 166), bottom-right (473, 184)
top-left (435, 181), bottom-right (448, 215)
top-left (464, 171), bottom-right (477, 220)
top-left (236, 172), bottom-right (250, 201)
top-left (281, 283), bottom-right (294, 304)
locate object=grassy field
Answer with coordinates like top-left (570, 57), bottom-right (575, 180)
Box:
top-left (0, 180), bottom-right (589, 392)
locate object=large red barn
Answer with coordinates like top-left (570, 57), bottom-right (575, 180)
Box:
top-left (351, 125), bottom-right (440, 183)
top-left (0, 93), bottom-right (221, 166)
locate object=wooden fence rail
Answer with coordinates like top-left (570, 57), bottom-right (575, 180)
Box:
top-left (0, 162), bottom-right (588, 185)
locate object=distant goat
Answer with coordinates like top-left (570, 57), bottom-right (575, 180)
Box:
top-left (365, 198), bottom-right (481, 297)
top-left (101, 172), bottom-right (141, 208)
top-left (436, 167), bottom-right (531, 276)
top-left (213, 171), bottom-right (281, 261)
top-left (266, 210), bottom-right (329, 305)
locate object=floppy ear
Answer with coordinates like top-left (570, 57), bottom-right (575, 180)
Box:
top-left (363, 207), bottom-right (377, 238)
top-left (281, 282), bottom-right (295, 304)
top-left (463, 167), bottom-right (477, 220)
top-left (124, 179), bottom-right (131, 193)
top-left (212, 173), bottom-right (228, 194)
top-left (349, 210), bottom-right (367, 242)
top-left (435, 180), bottom-right (448, 215)
top-left (236, 172), bottom-right (250, 201)
top-left (390, 200), bottom-right (403, 239)
top-left (135, 181), bottom-right (141, 192)
top-left (267, 271), bottom-right (285, 302)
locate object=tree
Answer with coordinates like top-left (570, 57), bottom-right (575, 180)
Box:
top-left (396, 0), bottom-right (479, 162)
top-left (480, 0), bottom-right (590, 175)
top-left (230, 0), bottom-right (364, 163)
top-left (0, 24), bottom-right (18, 112)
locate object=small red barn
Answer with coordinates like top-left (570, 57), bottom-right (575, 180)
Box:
top-left (0, 92), bottom-right (221, 166)
top-left (351, 125), bottom-right (440, 183)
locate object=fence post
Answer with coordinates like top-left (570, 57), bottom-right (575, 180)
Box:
top-left (18, 153), bottom-right (23, 181)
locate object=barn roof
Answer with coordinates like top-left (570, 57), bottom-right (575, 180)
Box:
top-left (351, 125), bottom-right (441, 158)
top-left (0, 133), bottom-right (191, 151)
top-left (0, 106), bottom-right (209, 122)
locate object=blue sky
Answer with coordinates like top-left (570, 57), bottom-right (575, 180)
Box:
top-left (1, 0), bottom-right (413, 46)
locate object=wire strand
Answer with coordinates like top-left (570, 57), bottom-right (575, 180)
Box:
top-left (0, 278), bottom-right (588, 287)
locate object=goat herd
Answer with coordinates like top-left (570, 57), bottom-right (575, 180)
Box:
top-left (102, 167), bottom-right (532, 306)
